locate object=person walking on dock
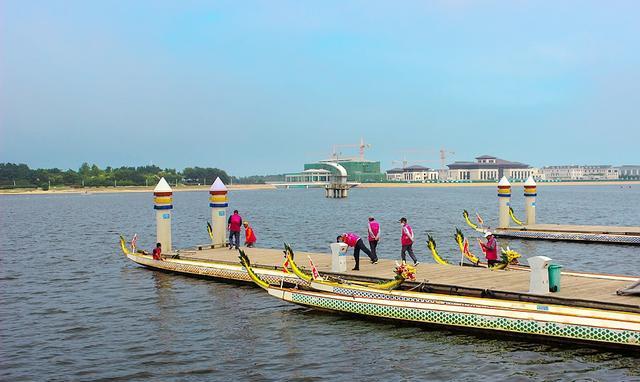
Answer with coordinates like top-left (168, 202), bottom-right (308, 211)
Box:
top-left (367, 216), bottom-right (381, 262)
top-left (399, 217), bottom-right (419, 266)
top-left (337, 232), bottom-right (377, 271)
top-left (478, 231), bottom-right (498, 267)
top-left (227, 210), bottom-right (243, 250)
top-left (243, 221), bottom-right (257, 248)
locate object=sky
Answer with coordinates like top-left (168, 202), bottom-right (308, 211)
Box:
top-left (1, 1), bottom-right (639, 176)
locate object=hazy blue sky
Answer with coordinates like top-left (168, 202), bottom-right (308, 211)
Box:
top-left (1, 1), bottom-right (638, 175)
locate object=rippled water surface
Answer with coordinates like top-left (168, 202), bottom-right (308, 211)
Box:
top-left (1, 185), bottom-right (639, 381)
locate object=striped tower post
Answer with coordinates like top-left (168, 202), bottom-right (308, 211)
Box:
top-left (524, 176), bottom-right (537, 225)
top-left (209, 177), bottom-right (228, 248)
top-left (153, 177), bottom-right (173, 253)
top-left (497, 176), bottom-right (511, 228)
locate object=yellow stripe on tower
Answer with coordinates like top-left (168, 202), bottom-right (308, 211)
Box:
top-left (209, 195), bottom-right (228, 203)
top-left (154, 197), bottom-right (173, 204)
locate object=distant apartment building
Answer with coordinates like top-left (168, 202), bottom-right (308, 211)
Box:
top-left (446, 155), bottom-right (540, 181)
top-left (386, 165), bottom-right (439, 182)
top-left (542, 165), bottom-right (619, 180)
top-left (616, 165), bottom-right (640, 180)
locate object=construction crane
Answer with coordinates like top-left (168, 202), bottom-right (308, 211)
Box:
top-left (331, 137), bottom-right (371, 161)
top-left (393, 148), bottom-right (438, 169)
top-left (439, 148), bottom-right (455, 170)
top-left (392, 158), bottom-right (436, 169)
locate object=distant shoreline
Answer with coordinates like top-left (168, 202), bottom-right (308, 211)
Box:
top-left (0, 184), bottom-right (277, 195)
top-left (1, 180), bottom-right (638, 196)
top-left (357, 180), bottom-right (640, 188)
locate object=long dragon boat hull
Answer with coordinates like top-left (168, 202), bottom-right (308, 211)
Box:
top-left (267, 286), bottom-right (640, 349)
top-left (120, 241), bottom-right (306, 287)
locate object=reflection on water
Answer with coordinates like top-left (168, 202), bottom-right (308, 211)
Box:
top-left (1, 186), bottom-right (639, 381)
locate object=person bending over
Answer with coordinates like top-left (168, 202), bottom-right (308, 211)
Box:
top-left (337, 232), bottom-right (377, 271)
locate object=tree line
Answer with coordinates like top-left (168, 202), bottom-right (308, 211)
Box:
top-left (0, 162), bottom-right (240, 189)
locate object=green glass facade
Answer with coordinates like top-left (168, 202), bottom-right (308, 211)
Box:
top-left (304, 161), bottom-right (386, 182)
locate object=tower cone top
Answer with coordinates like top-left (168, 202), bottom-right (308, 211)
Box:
top-left (154, 177), bottom-right (173, 193)
top-left (210, 177), bottom-right (228, 192)
top-left (498, 176), bottom-right (511, 186)
top-left (524, 176), bottom-right (536, 186)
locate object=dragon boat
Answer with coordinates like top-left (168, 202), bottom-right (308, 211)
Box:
top-left (119, 236), bottom-right (307, 287)
top-left (240, 250), bottom-right (640, 349)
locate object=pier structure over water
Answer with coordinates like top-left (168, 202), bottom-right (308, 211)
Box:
top-left (324, 161), bottom-right (349, 198)
top-left (491, 177), bottom-right (640, 244)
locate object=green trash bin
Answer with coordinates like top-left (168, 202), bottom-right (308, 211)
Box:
top-left (548, 264), bottom-right (563, 292)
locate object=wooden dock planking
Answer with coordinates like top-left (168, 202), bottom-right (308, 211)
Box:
top-left (178, 245), bottom-right (640, 310)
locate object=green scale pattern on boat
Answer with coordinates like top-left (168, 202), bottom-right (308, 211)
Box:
top-left (291, 293), bottom-right (640, 346)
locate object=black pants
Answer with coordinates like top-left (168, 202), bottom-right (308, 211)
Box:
top-left (229, 231), bottom-right (240, 249)
top-left (487, 259), bottom-right (500, 267)
top-left (353, 239), bottom-right (374, 269)
top-left (369, 239), bottom-right (379, 261)
top-left (401, 244), bottom-right (417, 263)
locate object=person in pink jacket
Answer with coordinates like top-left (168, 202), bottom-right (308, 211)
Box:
top-left (337, 232), bottom-right (377, 271)
top-left (399, 217), bottom-right (419, 265)
top-left (367, 216), bottom-right (381, 261)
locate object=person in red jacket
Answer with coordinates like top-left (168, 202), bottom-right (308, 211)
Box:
top-left (478, 231), bottom-right (499, 267)
top-left (152, 242), bottom-right (162, 260)
top-left (337, 232), bottom-right (377, 271)
top-left (399, 217), bottom-right (419, 266)
top-left (227, 210), bottom-right (243, 250)
top-left (243, 221), bottom-right (257, 248)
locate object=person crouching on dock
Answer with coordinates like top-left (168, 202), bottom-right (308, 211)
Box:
top-left (399, 217), bottom-right (419, 266)
top-left (337, 232), bottom-right (378, 271)
top-left (478, 231), bottom-right (498, 267)
top-left (243, 221), bottom-right (257, 248)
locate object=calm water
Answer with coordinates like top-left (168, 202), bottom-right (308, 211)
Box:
top-left (1, 185), bottom-right (639, 381)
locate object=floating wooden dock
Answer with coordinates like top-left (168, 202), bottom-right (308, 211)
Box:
top-left (494, 224), bottom-right (640, 245)
top-left (138, 244), bottom-right (639, 313)
top-left (119, 239), bottom-right (640, 348)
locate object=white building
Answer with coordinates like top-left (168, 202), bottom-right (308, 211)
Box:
top-left (284, 169), bottom-right (332, 183)
top-left (446, 155), bottom-right (541, 181)
top-left (616, 165), bottom-right (640, 179)
top-left (542, 165), bottom-right (619, 180)
top-left (386, 165), bottom-right (439, 182)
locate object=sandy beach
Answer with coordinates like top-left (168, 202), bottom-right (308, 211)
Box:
top-left (1, 180), bottom-right (638, 196)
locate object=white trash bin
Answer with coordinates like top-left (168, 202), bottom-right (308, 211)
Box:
top-left (330, 242), bottom-right (348, 272)
top-left (527, 256), bottom-right (552, 294)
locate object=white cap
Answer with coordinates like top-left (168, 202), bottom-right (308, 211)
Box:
top-left (484, 231), bottom-right (493, 237)
top-left (524, 175), bottom-right (536, 186)
top-left (210, 177), bottom-right (227, 192)
top-left (154, 177), bottom-right (172, 192)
